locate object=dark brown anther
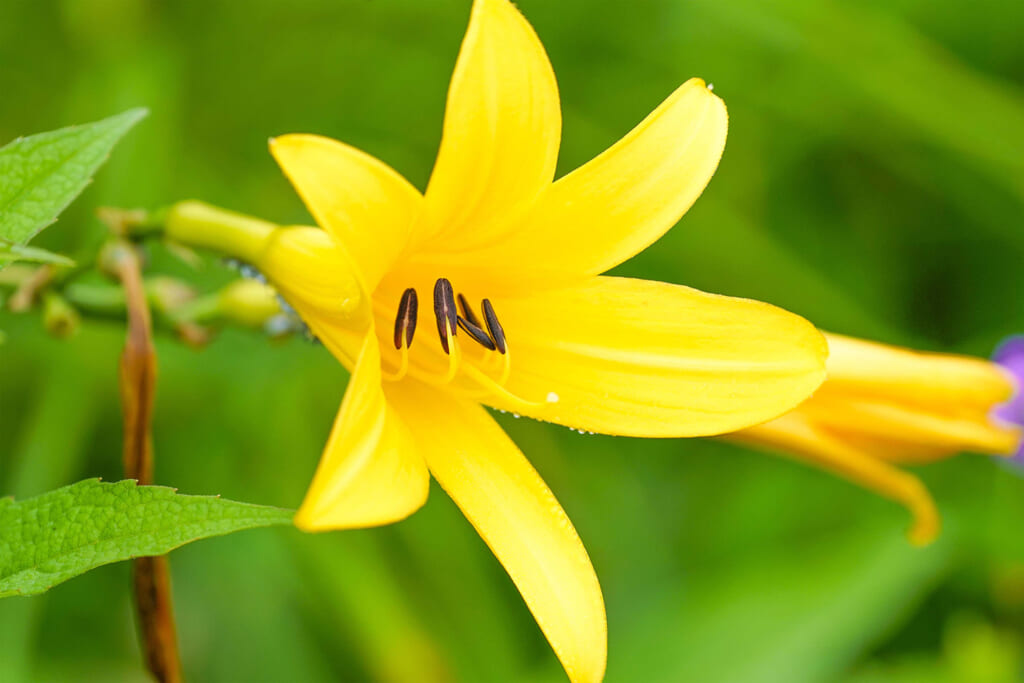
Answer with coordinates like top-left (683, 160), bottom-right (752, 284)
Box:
top-left (457, 293), bottom-right (482, 328)
top-left (433, 278), bottom-right (457, 354)
top-left (481, 299), bottom-right (506, 354)
top-left (393, 288), bottom-right (418, 350)
top-left (457, 316), bottom-right (497, 351)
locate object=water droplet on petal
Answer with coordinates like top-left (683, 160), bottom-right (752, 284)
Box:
top-left (546, 392), bottom-right (560, 403)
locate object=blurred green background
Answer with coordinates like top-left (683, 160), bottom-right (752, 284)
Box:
top-left (3, 0), bottom-right (1024, 681)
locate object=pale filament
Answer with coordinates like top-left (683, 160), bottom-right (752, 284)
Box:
top-left (381, 343), bottom-right (409, 382)
top-left (442, 321), bottom-right (460, 384)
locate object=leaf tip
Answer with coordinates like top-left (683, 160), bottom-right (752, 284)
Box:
top-left (117, 107), bottom-right (150, 126)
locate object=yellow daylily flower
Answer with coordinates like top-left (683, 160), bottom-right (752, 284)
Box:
top-left (166, 0), bottom-right (827, 680)
top-left (733, 333), bottom-right (1022, 546)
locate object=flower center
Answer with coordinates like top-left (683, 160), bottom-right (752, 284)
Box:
top-left (381, 277), bottom-right (552, 412)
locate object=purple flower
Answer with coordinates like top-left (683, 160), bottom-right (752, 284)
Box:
top-left (993, 335), bottom-right (1024, 462)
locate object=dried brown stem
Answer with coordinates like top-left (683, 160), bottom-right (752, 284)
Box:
top-left (7, 264), bottom-right (55, 312)
top-left (111, 241), bottom-right (183, 683)
top-left (132, 557), bottom-right (182, 683)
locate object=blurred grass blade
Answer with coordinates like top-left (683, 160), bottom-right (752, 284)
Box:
top-left (0, 108), bottom-right (147, 248)
top-left (0, 359), bottom-right (105, 683)
top-left (693, 0), bottom-right (1024, 200)
top-left (0, 240), bottom-right (75, 267)
top-left (618, 521), bottom-right (953, 683)
top-left (0, 479), bottom-right (293, 598)
top-left (291, 535), bottom-right (450, 683)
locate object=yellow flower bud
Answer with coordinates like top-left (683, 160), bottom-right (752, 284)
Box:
top-left (216, 279), bottom-right (282, 328)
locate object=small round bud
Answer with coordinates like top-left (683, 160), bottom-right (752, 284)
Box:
top-left (42, 292), bottom-right (81, 339)
top-left (217, 280), bottom-right (283, 328)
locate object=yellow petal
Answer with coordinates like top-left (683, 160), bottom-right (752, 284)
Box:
top-left (269, 134), bottom-right (422, 291)
top-left (819, 430), bottom-right (958, 465)
top-left (444, 78), bottom-right (726, 292)
top-left (387, 380), bottom-right (606, 683)
top-left (799, 392), bottom-right (1022, 455)
top-left (734, 413), bottom-right (940, 545)
top-left (259, 226), bottom-right (371, 368)
top-left (491, 276), bottom-right (827, 437)
top-left (421, 0), bottom-right (560, 246)
top-left (295, 334), bottom-right (429, 530)
top-left (824, 333), bottom-right (1015, 411)
top-left (261, 226), bottom-right (367, 320)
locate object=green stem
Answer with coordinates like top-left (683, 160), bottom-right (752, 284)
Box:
top-left (169, 293), bottom-right (222, 325)
top-left (63, 281), bottom-right (128, 315)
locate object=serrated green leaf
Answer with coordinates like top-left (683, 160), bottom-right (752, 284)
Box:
top-left (0, 240), bottom-right (75, 267)
top-left (0, 108), bottom-right (147, 247)
top-left (0, 479), bottom-right (294, 598)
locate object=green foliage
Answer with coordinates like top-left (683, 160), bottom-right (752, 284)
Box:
top-left (0, 240), bottom-right (74, 267)
top-left (0, 108), bottom-right (145, 263)
top-left (0, 479), bottom-right (293, 598)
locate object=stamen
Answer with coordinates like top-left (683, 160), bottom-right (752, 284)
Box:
top-left (382, 344), bottom-right (410, 382)
top-left (499, 345), bottom-right (512, 385)
top-left (394, 281), bottom-right (517, 393)
top-left (393, 287), bottom-right (418, 350)
top-left (481, 298), bottom-right (506, 355)
top-left (433, 278), bottom-right (457, 354)
top-left (457, 293), bottom-right (482, 328)
top-left (457, 315), bottom-right (497, 351)
top-left (443, 319), bottom-right (460, 383)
